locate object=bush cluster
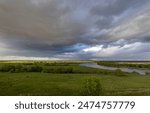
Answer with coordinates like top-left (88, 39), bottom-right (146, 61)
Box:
top-left (81, 77), bottom-right (103, 96)
top-left (42, 67), bottom-right (73, 73)
top-left (0, 65), bottom-right (43, 73)
top-left (0, 64), bottom-right (73, 73)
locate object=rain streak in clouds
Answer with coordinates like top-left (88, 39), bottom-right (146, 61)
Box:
top-left (0, 0), bottom-right (150, 60)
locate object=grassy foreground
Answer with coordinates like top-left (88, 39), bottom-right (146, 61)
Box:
top-left (0, 61), bottom-right (150, 96)
top-left (0, 73), bottom-right (150, 96)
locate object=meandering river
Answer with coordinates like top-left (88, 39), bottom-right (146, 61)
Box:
top-left (80, 63), bottom-right (150, 75)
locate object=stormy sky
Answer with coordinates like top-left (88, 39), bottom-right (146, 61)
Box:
top-left (0, 0), bottom-right (150, 60)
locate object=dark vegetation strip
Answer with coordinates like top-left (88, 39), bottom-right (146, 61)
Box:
top-left (97, 61), bottom-right (150, 70)
top-left (0, 62), bottom-right (140, 76)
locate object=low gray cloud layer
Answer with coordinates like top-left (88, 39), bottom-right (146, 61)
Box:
top-left (0, 0), bottom-right (150, 60)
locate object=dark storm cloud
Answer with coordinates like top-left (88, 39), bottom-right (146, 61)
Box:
top-left (0, 0), bottom-right (97, 53)
top-left (88, 0), bottom-right (147, 31)
top-left (90, 0), bottom-right (147, 16)
top-left (0, 0), bottom-right (89, 52)
top-left (0, 0), bottom-right (150, 60)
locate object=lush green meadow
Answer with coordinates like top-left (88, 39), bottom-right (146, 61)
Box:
top-left (0, 61), bottom-right (150, 96)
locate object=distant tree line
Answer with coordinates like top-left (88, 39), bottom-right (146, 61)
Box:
top-left (0, 62), bottom-right (139, 76)
top-left (0, 64), bottom-right (73, 73)
top-left (97, 62), bottom-right (150, 69)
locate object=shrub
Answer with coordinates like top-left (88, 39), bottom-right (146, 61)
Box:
top-left (20, 67), bottom-right (28, 72)
top-left (146, 72), bottom-right (150, 75)
top-left (9, 69), bottom-right (15, 73)
top-left (66, 67), bottom-right (73, 73)
top-left (0, 65), bottom-right (15, 72)
top-left (56, 67), bottom-right (63, 73)
top-left (97, 69), bottom-right (110, 75)
top-left (115, 69), bottom-right (126, 76)
top-left (15, 69), bottom-right (20, 73)
top-left (81, 77), bottom-right (103, 96)
top-left (42, 68), bottom-right (54, 73)
top-left (26, 65), bottom-right (43, 72)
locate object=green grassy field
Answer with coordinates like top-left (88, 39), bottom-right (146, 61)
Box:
top-left (0, 61), bottom-right (150, 96)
